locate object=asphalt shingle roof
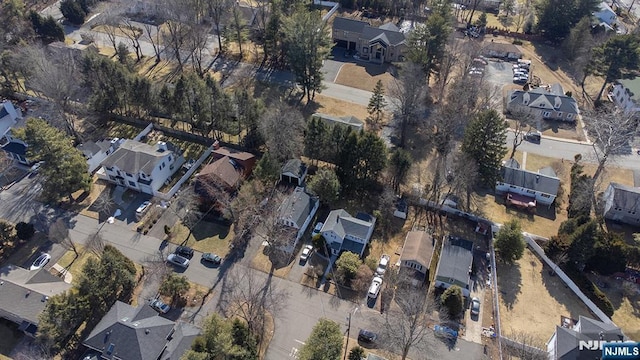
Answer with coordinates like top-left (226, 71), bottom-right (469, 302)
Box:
top-left (321, 209), bottom-right (375, 241)
top-left (332, 17), bottom-right (368, 33)
top-left (198, 156), bottom-right (243, 189)
top-left (0, 266), bottom-right (72, 325)
top-left (401, 231), bottom-right (434, 269)
top-left (279, 187), bottom-right (316, 229)
top-left (501, 165), bottom-right (561, 196)
top-left (361, 25), bottom-right (406, 46)
top-left (435, 237), bottom-right (473, 289)
top-left (281, 159), bottom-right (306, 178)
top-left (101, 140), bottom-right (177, 175)
top-left (508, 88), bottom-right (580, 116)
top-left (83, 301), bottom-right (188, 360)
top-left (607, 182), bottom-right (640, 213)
top-left (550, 316), bottom-right (625, 359)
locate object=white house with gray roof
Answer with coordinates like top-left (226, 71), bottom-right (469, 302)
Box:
top-left (100, 139), bottom-right (185, 195)
top-left (546, 316), bottom-right (625, 359)
top-left (0, 265), bottom-right (72, 337)
top-left (496, 159), bottom-right (560, 206)
top-left (278, 187), bottom-right (319, 252)
top-left (83, 300), bottom-right (200, 360)
top-left (78, 138), bottom-right (121, 174)
top-left (320, 209), bottom-right (376, 257)
top-left (602, 182), bottom-right (640, 226)
top-left (506, 84), bottom-right (579, 122)
top-left (0, 101), bottom-right (29, 165)
top-left (610, 77), bottom-right (640, 114)
top-left (332, 17), bottom-right (407, 63)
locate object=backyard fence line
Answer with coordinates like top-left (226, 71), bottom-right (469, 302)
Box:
top-left (154, 145), bottom-right (213, 200)
top-left (500, 336), bottom-right (546, 358)
top-left (491, 245), bottom-right (504, 360)
top-left (314, 0), bottom-right (339, 21)
top-left (524, 236), bottom-right (614, 325)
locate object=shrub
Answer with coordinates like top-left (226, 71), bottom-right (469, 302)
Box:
top-left (563, 265), bottom-right (614, 317)
top-left (143, 230), bottom-right (149, 235)
top-left (60, 0), bottom-right (86, 25)
top-left (15, 222), bottom-right (35, 240)
top-left (512, 39), bottom-right (523, 45)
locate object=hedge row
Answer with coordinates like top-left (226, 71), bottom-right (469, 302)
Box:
top-left (563, 265), bottom-right (615, 317)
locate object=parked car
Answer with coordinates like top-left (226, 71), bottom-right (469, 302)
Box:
top-left (513, 76), bottom-right (528, 84)
top-left (30, 161), bottom-right (45, 173)
top-left (167, 254), bottom-right (190, 268)
top-left (471, 297), bottom-right (481, 316)
top-left (30, 253), bottom-right (51, 270)
top-left (434, 325), bottom-right (458, 339)
top-left (311, 222), bottom-right (323, 238)
top-left (175, 246), bottom-right (194, 258)
top-left (375, 254), bottom-right (391, 276)
top-left (524, 130), bottom-right (542, 143)
top-left (300, 244), bottom-right (314, 261)
top-left (135, 201), bottom-right (151, 217)
top-left (150, 298), bottom-right (171, 314)
top-left (358, 329), bottom-right (378, 343)
top-left (368, 276), bottom-right (383, 299)
top-left (202, 253), bottom-right (222, 264)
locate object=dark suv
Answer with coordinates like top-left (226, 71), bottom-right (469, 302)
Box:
top-left (175, 246), bottom-right (194, 258)
top-left (358, 329), bottom-right (378, 344)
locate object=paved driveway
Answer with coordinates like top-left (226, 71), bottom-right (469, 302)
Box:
top-left (485, 60), bottom-right (515, 88)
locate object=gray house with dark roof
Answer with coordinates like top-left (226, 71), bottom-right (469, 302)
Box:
top-left (0, 265), bottom-right (72, 337)
top-left (277, 187), bottom-right (319, 253)
top-left (78, 139), bottom-right (120, 173)
top-left (0, 101), bottom-right (29, 165)
top-left (602, 182), bottom-right (640, 226)
top-left (434, 236), bottom-right (473, 298)
top-left (496, 159), bottom-right (560, 207)
top-left (546, 316), bottom-right (625, 359)
top-left (280, 159), bottom-right (308, 186)
top-left (610, 77), bottom-right (640, 114)
top-left (332, 17), bottom-right (407, 63)
top-left (506, 84), bottom-right (580, 122)
top-left (320, 209), bottom-right (376, 257)
top-left (99, 139), bottom-right (185, 195)
top-left (83, 301), bottom-right (199, 360)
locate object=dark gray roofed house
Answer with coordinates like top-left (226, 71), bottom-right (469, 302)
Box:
top-left (280, 159), bottom-right (308, 186)
top-left (332, 17), bottom-right (407, 63)
top-left (506, 84), bottom-right (580, 122)
top-left (311, 113), bottom-right (364, 132)
top-left (277, 187), bottom-right (319, 253)
top-left (78, 139), bottom-right (119, 173)
top-left (83, 301), bottom-right (199, 360)
top-left (482, 42), bottom-right (522, 60)
top-left (434, 236), bottom-right (473, 298)
top-left (0, 265), bottom-right (72, 337)
top-left (496, 159), bottom-right (560, 207)
top-left (99, 139), bottom-right (185, 195)
top-left (602, 182), bottom-right (640, 226)
top-left (320, 209), bottom-right (376, 257)
top-left (546, 316), bottom-right (625, 359)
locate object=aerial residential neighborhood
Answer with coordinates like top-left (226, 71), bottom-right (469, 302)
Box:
top-left (0, 0), bottom-right (640, 359)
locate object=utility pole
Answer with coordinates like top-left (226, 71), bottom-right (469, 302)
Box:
top-left (343, 307), bottom-right (359, 360)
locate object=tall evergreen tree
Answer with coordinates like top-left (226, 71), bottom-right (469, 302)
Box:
top-left (587, 34), bottom-right (640, 102)
top-left (298, 319), bottom-right (343, 360)
top-left (367, 80), bottom-right (387, 128)
top-left (282, 8), bottom-right (330, 103)
top-left (304, 117), bottom-right (329, 164)
top-left (461, 109), bottom-right (507, 187)
top-left (535, 0), bottom-right (599, 42)
top-left (406, 3), bottom-right (452, 82)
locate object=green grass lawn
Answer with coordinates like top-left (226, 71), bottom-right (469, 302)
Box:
top-left (170, 221), bottom-right (234, 257)
top-left (0, 318), bottom-right (23, 358)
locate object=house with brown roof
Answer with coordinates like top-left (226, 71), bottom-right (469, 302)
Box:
top-left (194, 144), bottom-right (256, 204)
top-left (399, 231), bottom-right (435, 286)
top-left (210, 142), bottom-right (256, 177)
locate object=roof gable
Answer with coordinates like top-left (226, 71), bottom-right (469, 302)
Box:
top-left (608, 183), bottom-right (640, 212)
top-left (279, 187), bottom-right (316, 228)
top-left (322, 209), bottom-right (375, 241)
top-left (401, 231), bottom-right (434, 266)
top-left (101, 140), bottom-right (176, 175)
top-left (361, 25), bottom-right (406, 45)
top-left (333, 17), bottom-right (368, 33)
top-left (198, 156), bottom-right (243, 189)
top-left (436, 237), bottom-right (473, 287)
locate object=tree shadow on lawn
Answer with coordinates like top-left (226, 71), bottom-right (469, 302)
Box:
top-left (191, 221), bottom-right (231, 242)
top-left (496, 261), bottom-right (522, 311)
top-left (540, 260), bottom-right (593, 320)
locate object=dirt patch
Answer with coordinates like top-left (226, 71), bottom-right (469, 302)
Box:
top-left (309, 94), bottom-right (371, 122)
top-left (497, 248), bottom-right (593, 343)
top-left (334, 63), bottom-right (397, 92)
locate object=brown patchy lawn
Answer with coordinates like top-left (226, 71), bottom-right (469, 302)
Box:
top-left (250, 245), bottom-right (294, 279)
top-left (586, 275), bottom-right (640, 341)
top-left (498, 248), bottom-right (592, 344)
top-left (310, 94), bottom-right (372, 122)
top-left (334, 62), bottom-right (396, 92)
top-left (170, 222), bottom-right (233, 257)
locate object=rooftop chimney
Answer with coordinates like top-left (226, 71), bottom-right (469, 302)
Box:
top-left (157, 141), bottom-right (168, 152)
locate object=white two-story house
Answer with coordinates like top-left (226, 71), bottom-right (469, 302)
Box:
top-left (0, 101), bottom-right (29, 165)
top-left (100, 140), bottom-right (185, 195)
top-left (496, 159), bottom-right (560, 207)
top-left (610, 77), bottom-right (640, 114)
top-left (320, 209), bottom-right (376, 257)
top-left (602, 182), bottom-right (640, 226)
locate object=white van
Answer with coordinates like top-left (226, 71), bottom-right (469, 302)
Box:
top-left (517, 59), bottom-right (531, 69)
top-left (368, 276), bottom-right (383, 299)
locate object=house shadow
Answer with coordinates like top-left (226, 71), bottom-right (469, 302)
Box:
top-left (190, 221), bottom-right (231, 242)
top-left (496, 261), bottom-right (522, 311)
top-left (539, 119), bottom-right (578, 135)
top-left (359, 62), bottom-right (393, 77)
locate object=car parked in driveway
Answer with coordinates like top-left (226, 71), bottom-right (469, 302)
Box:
top-left (311, 222), bottom-right (323, 238)
top-left (434, 325), bottom-right (458, 339)
top-left (368, 276), bottom-right (383, 299)
top-left (202, 253), bottom-right (222, 264)
top-left (167, 254), bottom-right (190, 268)
top-left (471, 297), bottom-right (481, 316)
top-left (300, 245), bottom-right (313, 262)
top-left (175, 246), bottom-right (194, 258)
top-left (135, 201), bottom-right (151, 219)
top-left (30, 253), bottom-right (51, 270)
top-left (150, 298), bottom-right (171, 314)
top-left (375, 254), bottom-right (390, 276)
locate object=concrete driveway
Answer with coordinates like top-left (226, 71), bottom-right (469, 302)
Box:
top-left (485, 60), bottom-right (515, 88)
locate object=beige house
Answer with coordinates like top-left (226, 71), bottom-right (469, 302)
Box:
top-left (399, 231), bottom-right (435, 286)
top-left (332, 17), bottom-right (407, 63)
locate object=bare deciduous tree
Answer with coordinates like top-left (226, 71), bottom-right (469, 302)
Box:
top-left (120, 18), bottom-right (144, 62)
top-left (377, 286), bottom-right (437, 360)
top-left (85, 229), bottom-right (106, 256)
top-left (218, 266), bottom-right (289, 341)
top-left (501, 330), bottom-right (547, 360)
top-left (49, 218), bottom-right (80, 259)
top-left (258, 103), bottom-right (305, 164)
top-left (389, 62), bottom-right (428, 148)
top-left (507, 110), bottom-right (537, 159)
top-left (143, 21), bottom-right (163, 63)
